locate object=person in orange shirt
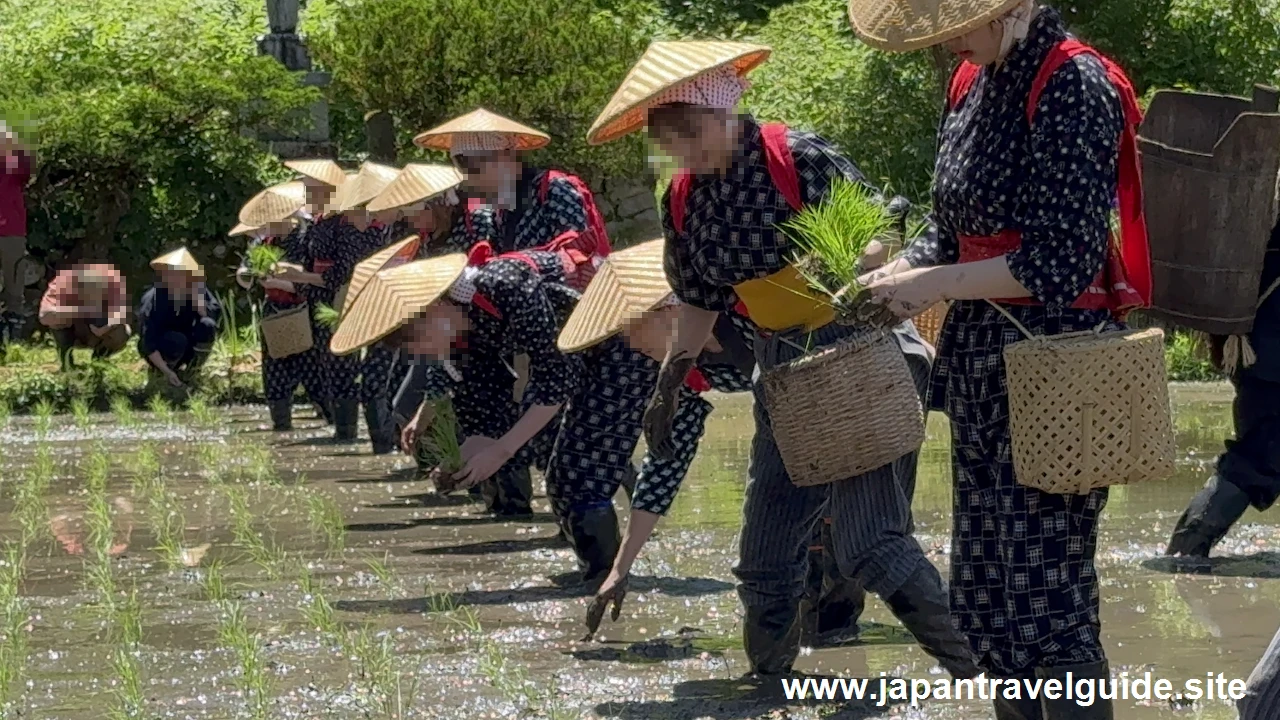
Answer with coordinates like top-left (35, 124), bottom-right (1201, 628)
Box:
top-left (38, 262), bottom-right (130, 370)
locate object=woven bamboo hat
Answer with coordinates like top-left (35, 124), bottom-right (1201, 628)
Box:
top-left (150, 247), bottom-right (204, 278)
top-left (235, 180), bottom-right (306, 232)
top-left (284, 158), bottom-right (348, 188)
top-left (330, 254), bottom-right (470, 356)
top-left (557, 239), bottom-right (673, 352)
top-left (412, 108), bottom-right (551, 153)
top-left (847, 0), bottom-right (1023, 52)
top-left (366, 164), bottom-right (464, 213)
top-left (341, 235), bottom-right (424, 320)
top-left (587, 41), bottom-right (771, 146)
top-left (330, 162), bottom-right (402, 213)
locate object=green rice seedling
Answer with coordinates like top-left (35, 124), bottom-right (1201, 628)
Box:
top-left (780, 179), bottom-right (896, 310)
top-left (244, 444), bottom-right (278, 486)
top-left (216, 600), bottom-right (272, 720)
top-left (84, 448), bottom-right (110, 490)
top-left (83, 480), bottom-right (118, 615)
top-left (70, 397), bottom-right (92, 429)
top-left (363, 552), bottom-right (394, 592)
top-left (32, 398), bottom-right (55, 437)
top-left (244, 244), bottom-right (286, 280)
top-left (314, 302), bottom-right (341, 330)
top-left (31, 445), bottom-right (54, 492)
top-left (201, 561), bottom-right (231, 603)
top-left (109, 395), bottom-right (137, 428)
top-left (198, 443), bottom-right (226, 483)
top-left (147, 394), bottom-right (175, 423)
top-left (0, 544), bottom-right (29, 714)
top-left (108, 588), bottom-right (145, 719)
top-left (349, 625), bottom-right (415, 719)
top-left (297, 568), bottom-right (342, 640)
top-left (128, 443), bottom-right (161, 498)
top-left (225, 486), bottom-right (286, 578)
top-left (304, 492), bottom-right (346, 556)
top-left (147, 489), bottom-right (187, 571)
top-left (413, 398), bottom-right (464, 487)
top-left (186, 395), bottom-right (219, 428)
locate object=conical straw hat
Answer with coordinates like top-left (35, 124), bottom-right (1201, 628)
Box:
top-left (237, 180), bottom-right (306, 229)
top-left (150, 247), bottom-right (204, 278)
top-left (228, 222), bottom-right (259, 237)
top-left (847, 0), bottom-right (1023, 52)
top-left (284, 158), bottom-right (348, 187)
top-left (366, 164), bottom-right (464, 213)
top-left (330, 162), bottom-right (402, 213)
top-left (558, 239), bottom-right (673, 352)
top-left (341, 234), bottom-right (424, 320)
top-left (587, 41), bottom-right (771, 146)
top-left (413, 108), bottom-right (551, 152)
top-left (330, 254), bottom-right (470, 356)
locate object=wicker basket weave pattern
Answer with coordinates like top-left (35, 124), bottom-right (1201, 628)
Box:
top-left (913, 302), bottom-right (949, 348)
top-left (262, 303), bottom-right (315, 360)
top-left (1003, 324), bottom-right (1176, 495)
top-left (762, 330), bottom-right (925, 487)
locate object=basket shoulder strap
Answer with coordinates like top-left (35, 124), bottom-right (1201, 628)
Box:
top-left (759, 123), bottom-right (802, 213)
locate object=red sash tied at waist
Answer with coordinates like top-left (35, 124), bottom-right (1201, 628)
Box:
top-left (956, 229), bottom-right (1143, 316)
top-left (265, 288), bottom-right (301, 305)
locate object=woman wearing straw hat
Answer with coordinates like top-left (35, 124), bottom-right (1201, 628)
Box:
top-left (329, 161), bottom-right (409, 453)
top-left (269, 159), bottom-right (369, 442)
top-left (587, 41), bottom-right (976, 681)
top-left (414, 109), bottom-right (610, 289)
top-left (848, 1), bottom-right (1151, 715)
top-left (232, 181), bottom-right (332, 431)
top-left (568, 240), bottom-right (868, 645)
top-left (137, 247), bottom-right (221, 388)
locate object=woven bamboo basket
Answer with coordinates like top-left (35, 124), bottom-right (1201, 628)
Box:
top-left (914, 302), bottom-right (949, 348)
top-left (1004, 324), bottom-right (1176, 495)
top-left (761, 331), bottom-right (925, 487)
top-left (261, 303), bottom-right (314, 359)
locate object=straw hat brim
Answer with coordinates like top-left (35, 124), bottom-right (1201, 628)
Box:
top-left (847, 0), bottom-right (1023, 52)
top-left (228, 222), bottom-right (258, 237)
top-left (557, 239), bottom-right (672, 352)
top-left (413, 108), bottom-right (551, 152)
top-left (330, 254), bottom-right (469, 356)
top-left (238, 181), bottom-right (306, 227)
top-left (366, 164), bottom-right (463, 213)
top-left (330, 163), bottom-right (402, 213)
top-left (341, 235), bottom-right (424, 320)
top-left (284, 159), bottom-right (348, 188)
top-left (150, 248), bottom-right (205, 278)
top-left (587, 41), bottom-right (771, 146)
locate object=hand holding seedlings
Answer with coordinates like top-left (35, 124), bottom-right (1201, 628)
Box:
top-left (452, 435), bottom-right (513, 489)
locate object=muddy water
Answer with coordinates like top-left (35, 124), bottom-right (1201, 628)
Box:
top-left (1, 384), bottom-right (1274, 719)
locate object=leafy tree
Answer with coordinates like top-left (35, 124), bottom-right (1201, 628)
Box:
top-left (0, 0), bottom-right (317, 291)
top-left (308, 0), bottom-right (649, 179)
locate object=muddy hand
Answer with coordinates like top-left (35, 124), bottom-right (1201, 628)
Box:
top-left (582, 574), bottom-right (628, 641)
top-left (643, 356), bottom-right (693, 460)
top-left (837, 287), bottom-right (899, 329)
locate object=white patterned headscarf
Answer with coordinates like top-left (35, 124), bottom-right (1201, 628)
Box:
top-left (650, 66), bottom-right (751, 110)
top-left (997, 0), bottom-right (1038, 61)
top-left (450, 132), bottom-right (516, 156)
top-left (447, 266), bottom-right (482, 305)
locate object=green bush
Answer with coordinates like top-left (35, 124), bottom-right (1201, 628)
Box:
top-left (1165, 331), bottom-right (1222, 383)
top-left (308, 0), bottom-right (649, 179)
top-left (0, 0), bottom-right (316, 293)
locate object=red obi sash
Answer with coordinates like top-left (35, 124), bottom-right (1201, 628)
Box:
top-left (948, 39), bottom-right (1152, 317)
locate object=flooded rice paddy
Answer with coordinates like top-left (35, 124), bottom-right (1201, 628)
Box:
top-left (0, 384), bottom-right (1274, 719)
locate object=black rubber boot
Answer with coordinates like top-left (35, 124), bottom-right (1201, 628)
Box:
top-left (564, 504), bottom-right (621, 586)
top-left (481, 465), bottom-right (534, 516)
top-left (801, 520), bottom-right (865, 647)
top-left (1167, 475), bottom-right (1252, 557)
top-left (268, 399), bottom-right (293, 431)
top-left (333, 398), bottom-right (360, 442)
top-left (364, 398), bottom-right (396, 455)
top-left (883, 562), bottom-right (982, 678)
top-left (993, 680), bottom-right (1043, 720)
top-left (743, 600), bottom-right (802, 676)
top-left (1040, 662), bottom-right (1114, 719)
top-left (314, 401), bottom-right (334, 425)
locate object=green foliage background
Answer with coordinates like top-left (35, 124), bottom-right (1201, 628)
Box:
top-left (0, 0), bottom-right (1277, 310)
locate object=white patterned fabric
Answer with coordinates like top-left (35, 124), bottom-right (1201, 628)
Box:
top-left (997, 0), bottom-right (1038, 62)
top-left (650, 66), bottom-right (750, 110)
top-left (447, 266), bottom-right (481, 305)
top-left (450, 132), bottom-right (516, 156)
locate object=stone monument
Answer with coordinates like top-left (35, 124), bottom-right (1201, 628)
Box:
top-left (258, 0), bottom-right (332, 159)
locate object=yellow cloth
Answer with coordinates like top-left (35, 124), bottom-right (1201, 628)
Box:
top-left (733, 265), bottom-right (833, 332)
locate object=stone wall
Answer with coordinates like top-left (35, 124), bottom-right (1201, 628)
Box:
top-left (593, 175), bottom-right (662, 247)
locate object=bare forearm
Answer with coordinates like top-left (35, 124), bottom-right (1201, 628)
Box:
top-left (937, 256), bottom-right (1032, 301)
top-left (148, 352), bottom-right (171, 374)
top-left (610, 509), bottom-right (661, 578)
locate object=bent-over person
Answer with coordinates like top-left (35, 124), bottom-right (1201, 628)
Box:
top-left (137, 247), bottom-right (221, 388)
top-left (39, 262), bottom-right (130, 370)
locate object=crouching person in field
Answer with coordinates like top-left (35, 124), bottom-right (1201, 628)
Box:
top-left (39, 261), bottom-right (130, 370)
top-left (137, 247), bottom-right (221, 388)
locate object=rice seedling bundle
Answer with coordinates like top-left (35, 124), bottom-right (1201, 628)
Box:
top-left (779, 179), bottom-right (896, 314)
top-left (314, 302), bottom-right (341, 330)
top-left (412, 398), bottom-right (464, 493)
top-left (244, 244), bottom-right (286, 280)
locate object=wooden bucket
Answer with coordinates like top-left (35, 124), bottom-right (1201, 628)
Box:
top-left (761, 331), bottom-right (925, 487)
top-left (1138, 85), bottom-right (1280, 335)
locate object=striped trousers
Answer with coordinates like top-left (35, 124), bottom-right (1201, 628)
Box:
top-left (736, 323), bottom-right (933, 609)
